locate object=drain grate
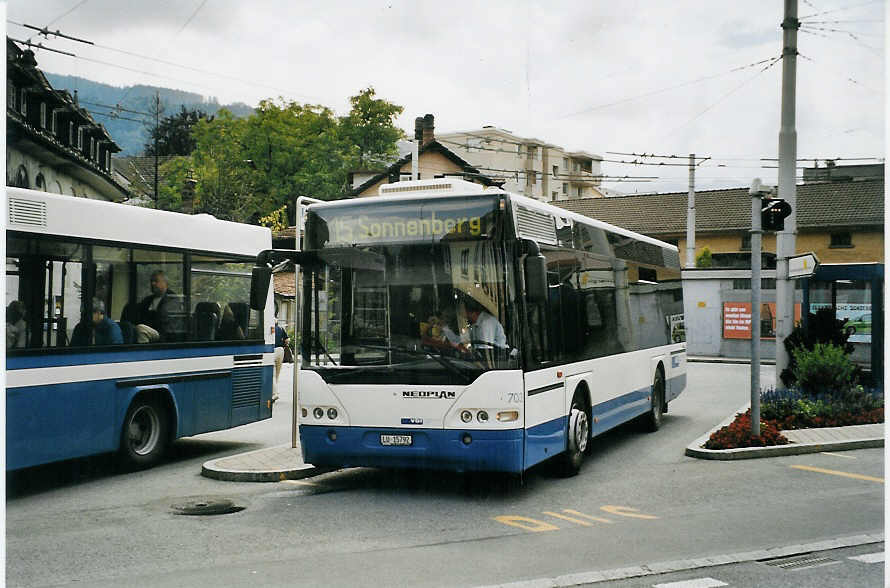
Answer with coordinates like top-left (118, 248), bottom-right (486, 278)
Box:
top-left (760, 555), bottom-right (839, 571)
top-left (171, 498), bottom-right (244, 516)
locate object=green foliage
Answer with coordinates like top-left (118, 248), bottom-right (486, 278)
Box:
top-left (259, 205), bottom-right (290, 232)
top-left (153, 89), bottom-right (406, 224)
top-left (145, 106), bottom-right (211, 156)
top-left (792, 343), bottom-right (857, 395)
top-left (780, 307), bottom-right (856, 387)
top-left (695, 247), bottom-right (713, 268)
top-left (153, 157), bottom-right (194, 212)
top-left (339, 87), bottom-right (405, 168)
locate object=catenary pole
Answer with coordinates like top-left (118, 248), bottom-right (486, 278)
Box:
top-left (686, 153), bottom-right (696, 268)
top-left (775, 0), bottom-right (799, 387)
top-left (750, 182), bottom-right (763, 435)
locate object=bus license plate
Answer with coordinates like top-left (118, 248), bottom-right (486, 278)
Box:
top-left (380, 434), bottom-right (412, 446)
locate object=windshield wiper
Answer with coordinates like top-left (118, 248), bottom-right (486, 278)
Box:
top-left (346, 343), bottom-right (474, 383)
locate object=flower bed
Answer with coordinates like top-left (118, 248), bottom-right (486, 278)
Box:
top-left (704, 410), bottom-right (789, 450)
top-left (704, 388), bottom-right (884, 450)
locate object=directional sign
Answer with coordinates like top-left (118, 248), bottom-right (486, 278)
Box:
top-left (788, 252), bottom-right (819, 279)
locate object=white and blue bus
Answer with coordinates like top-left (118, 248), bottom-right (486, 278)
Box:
top-left (253, 179), bottom-right (686, 475)
top-left (6, 187), bottom-right (276, 470)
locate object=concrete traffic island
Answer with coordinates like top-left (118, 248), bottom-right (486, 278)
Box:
top-left (686, 405), bottom-right (884, 460)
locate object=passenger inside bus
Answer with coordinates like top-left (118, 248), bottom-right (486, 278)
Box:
top-left (6, 300), bottom-right (27, 349)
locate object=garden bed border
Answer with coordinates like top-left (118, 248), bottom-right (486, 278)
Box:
top-left (686, 404), bottom-right (885, 460)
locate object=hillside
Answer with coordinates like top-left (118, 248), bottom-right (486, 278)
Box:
top-left (43, 73), bottom-right (254, 156)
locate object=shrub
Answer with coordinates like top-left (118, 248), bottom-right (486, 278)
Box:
top-left (695, 247), bottom-right (713, 268)
top-left (792, 343), bottom-right (857, 396)
top-left (704, 411), bottom-right (789, 449)
top-left (780, 307), bottom-right (856, 388)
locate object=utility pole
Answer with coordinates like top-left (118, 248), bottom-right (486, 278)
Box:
top-left (154, 91), bottom-right (160, 203)
top-left (749, 180), bottom-right (765, 436)
top-left (775, 0), bottom-right (799, 386)
top-left (686, 153), bottom-right (696, 268)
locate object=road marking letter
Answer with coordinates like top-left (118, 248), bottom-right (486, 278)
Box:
top-left (493, 516), bottom-right (559, 532)
top-left (849, 552), bottom-right (885, 563)
top-left (600, 505), bottom-right (659, 519)
top-left (542, 511), bottom-right (593, 526)
top-left (562, 509), bottom-right (614, 524)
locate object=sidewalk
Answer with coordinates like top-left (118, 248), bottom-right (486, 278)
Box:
top-left (201, 438), bottom-right (326, 482)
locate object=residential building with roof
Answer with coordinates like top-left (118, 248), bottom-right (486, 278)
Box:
top-left (350, 115), bottom-right (501, 197)
top-left (6, 39), bottom-right (128, 201)
top-left (436, 125), bottom-right (605, 202)
top-left (555, 176), bottom-right (884, 268)
top-left (112, 155), bottom-right (181, 205)
top-left (556, 175), bottom-right (883, 362)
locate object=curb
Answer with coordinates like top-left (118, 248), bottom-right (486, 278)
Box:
top-left (476, 532), bottom-right (884, 587)
top-left (201, 445), bottom-right (327, 483)
top-left (685, 405), bottom-right (885, 460)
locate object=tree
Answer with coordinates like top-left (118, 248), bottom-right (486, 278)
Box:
top-left (145, 106), bottom-right (212, 156)
top-left (339, 87), bottom-right (405, 168)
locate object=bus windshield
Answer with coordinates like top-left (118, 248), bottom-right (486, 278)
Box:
top-left (301, 240), bottom-right (518, 385)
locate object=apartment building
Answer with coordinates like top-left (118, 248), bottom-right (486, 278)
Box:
top-left (437, 126), bottom-right (604, 202)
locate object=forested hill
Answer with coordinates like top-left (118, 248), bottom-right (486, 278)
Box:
top-left (44, 73), bottom-right (254, 156)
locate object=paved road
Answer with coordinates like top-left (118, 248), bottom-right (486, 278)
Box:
top-left (6, 364), bottom-right (883, 587)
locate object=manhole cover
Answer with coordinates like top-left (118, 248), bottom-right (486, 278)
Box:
top-left (171, 498), bottom-right (243, 516)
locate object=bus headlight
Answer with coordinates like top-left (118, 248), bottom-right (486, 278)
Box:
top-left (497, 410), bottom-right (519, 422)
top-left (460, 410), bottom-right (473, 423)
top-left (301, 408), bottom-right (308, 418)
top-left (477, 410), bottom-right (489, 422)
top-left (313, 407), bottom-right (324, 419)
top-left (327, 408), bottom-right (338, 420)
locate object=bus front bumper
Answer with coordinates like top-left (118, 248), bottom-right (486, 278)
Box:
top-left (300, 425), bottom-right (524, 473)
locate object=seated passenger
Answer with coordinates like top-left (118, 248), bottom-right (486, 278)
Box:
top-left (91, 298), bottom-right (123, 345)
top-left (218, 304), bottom-right (245, 340)
top-left (6, 300), bottom-right (27, 349)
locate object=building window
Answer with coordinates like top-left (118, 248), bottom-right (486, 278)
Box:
top-left (740, 233), bottom-right (751, 251)
top-left (562, 182), bottom-right (567, 194)
top-left (7, 80), bottom-right (15, 109)
top-left (829, 232), bottom-right (853, 248)
top-left (552, 165), bottom-right (558, 178)
top-left (552, 191), bottom-right (558, 201)
top-left (732, 278), bottom-right (776, 290)
top-left (12, 165), bottom-right (30, 188)
top-left (527, 145), bottom-right (537, 160)
top-left (35, 173), bottom-right (46, 191)
top-left (77, 127), bottom-right (84, 150)
top-left (40, 103), bottom-right (47, 128)
top-left (563, 157), bottom-right (568, 169)
top-left (20, 89), bottom-right (27, 116)
top-left (577, 186), bottom-right (582, 197)
top-left (69, 122), bottom-right (75, 146)
top-left (105, 151), bottom-right (111, 171)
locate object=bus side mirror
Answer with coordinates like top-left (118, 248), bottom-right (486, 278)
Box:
top-left (250, 266), bottom-right (272, 311)
top-left (524, 253), bottom-right (547, 304)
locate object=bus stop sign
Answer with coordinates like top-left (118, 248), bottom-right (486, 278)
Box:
top-left (788, 252), bottom-right (819, 279)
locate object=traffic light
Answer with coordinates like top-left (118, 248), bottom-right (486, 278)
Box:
top-left (761, 198), bottom-right (792, 231)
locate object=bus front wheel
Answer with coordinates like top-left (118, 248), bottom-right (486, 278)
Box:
top-left (556, 395), bottom-right (589, 477)
top-left (120, 396), bottom-right (169, 469)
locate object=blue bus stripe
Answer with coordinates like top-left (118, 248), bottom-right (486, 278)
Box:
top-left (7, 344), bottom-right (272, 370)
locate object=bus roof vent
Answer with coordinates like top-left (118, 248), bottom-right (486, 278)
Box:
top-left (515, 205), bottom-right (557, 245)
top-left (8, 197), bottom-right (47, 228)
top-left (378, 178), bottom-right (484, 197)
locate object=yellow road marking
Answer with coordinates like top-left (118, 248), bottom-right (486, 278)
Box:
top-left (791, 465), bottom-right (884, 483)
top-left (600, 505), bottom-right (659, 519)
top-left (542, 511), bottom-right (593, 526)
top-left (493, 516), bottom-right (559, 532)
top-left (562, 509), bottom-right (614, 524)
top-left (282, 479), bottom-right (318, 486)
top-left (820, 452), bottom-right (857, 459)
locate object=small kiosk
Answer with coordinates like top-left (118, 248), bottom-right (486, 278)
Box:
top-left (801, 263), bottom-right (884, 389)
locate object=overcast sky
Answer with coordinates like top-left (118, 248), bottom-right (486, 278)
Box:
top-left (6, 0), bottom-right (886, 193)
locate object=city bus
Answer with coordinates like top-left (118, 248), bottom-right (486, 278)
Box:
top-left (253, 178), bottom-right (686, 475)
top-left (6, 187), bottom-right (275, 470)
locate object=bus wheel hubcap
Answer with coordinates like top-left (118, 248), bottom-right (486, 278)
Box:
top-left (129, 406), bottom-right (160, 455)
top-left (569, 408), bottom-right (588, 454)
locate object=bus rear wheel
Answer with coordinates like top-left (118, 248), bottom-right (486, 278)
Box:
top-left (642, 369), bottom-right (665, 432)
top-left (120, 397), bottom-right (169, 469)
top-left (556, 395), bottom-right (589, 477)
